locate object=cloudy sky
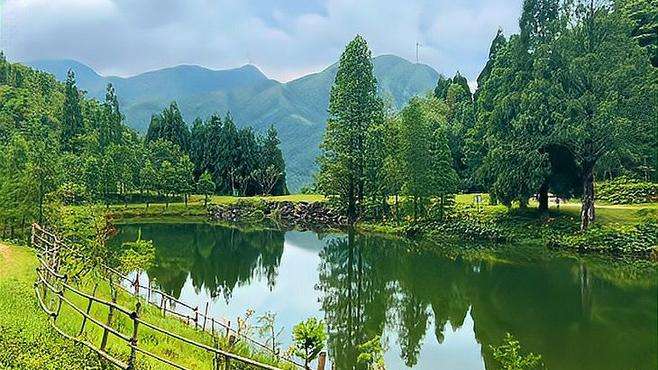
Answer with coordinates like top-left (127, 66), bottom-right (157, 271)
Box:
top-left (1, 0), bottom-right (522, 85)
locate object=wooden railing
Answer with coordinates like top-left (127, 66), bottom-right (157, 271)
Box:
top-left (31, 223), bottom-right (304, 370)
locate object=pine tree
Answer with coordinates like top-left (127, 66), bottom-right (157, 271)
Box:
top-left (61, 70), bottom-right (84, 152)
top-left (317, 35), bottom-right (384, 223)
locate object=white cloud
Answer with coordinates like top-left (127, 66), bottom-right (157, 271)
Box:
top-left (1, 0), bottom-right (522, 81)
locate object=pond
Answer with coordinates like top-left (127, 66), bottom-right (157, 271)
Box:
top-left (110, 222), bottom-right (657, 370)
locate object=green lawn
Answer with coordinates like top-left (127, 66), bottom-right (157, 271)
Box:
top-left (105, 192), bottom-right (657, 228)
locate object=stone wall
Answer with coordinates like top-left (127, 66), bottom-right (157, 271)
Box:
top-left (208, 201), bottom-right (348, 230)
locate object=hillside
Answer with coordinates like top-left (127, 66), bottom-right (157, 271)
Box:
top-left (29, 55), bottom-right (440, 190)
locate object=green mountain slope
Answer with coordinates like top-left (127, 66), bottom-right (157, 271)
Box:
top-left (29, 55), bottom-right (439, 190)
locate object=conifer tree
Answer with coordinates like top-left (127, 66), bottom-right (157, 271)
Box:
top-left (317, 35), bottom-right (384, 223)
top-left (61, 70), bottom-right (84, 152)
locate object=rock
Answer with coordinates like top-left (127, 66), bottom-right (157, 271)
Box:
top-left (208, 200), bottom-right (347, 230)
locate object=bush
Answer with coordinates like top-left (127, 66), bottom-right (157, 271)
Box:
top-left (597, 176), bottom-right (658, 204)
top-left (549, 222), bottom-right (658, 258)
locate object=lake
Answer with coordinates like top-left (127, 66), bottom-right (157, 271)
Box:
top-left (110, 222), bottom-right (657, 370)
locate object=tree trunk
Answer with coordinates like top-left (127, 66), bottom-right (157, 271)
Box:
top-left (580, 167), bottom-right (595, 230)
top-left (538, 180), bottom-right (549, 214)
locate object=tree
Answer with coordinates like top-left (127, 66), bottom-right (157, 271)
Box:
top-left (291, 318), bottom-right (327, 369)
top-left (616, 0), bottom-right (658, 67)
top-left (258, 125), bottom-right (287, 195)
top-left (317, 35), bottom-right (384, 223)
top-left (547, 0), bottom-right (657, 229)
top-left (61, 70), bottom-right (83, 152)
top-left (398, 96), bottom-right (458, 220)
top-left (145, 102), bottom-right (190, 153)
top-left (519, 0), bottom-right (560, 48)
top-left (197, 171), bottom-right (215, 206)
top-left (189, 117), bottom-right (207, 180)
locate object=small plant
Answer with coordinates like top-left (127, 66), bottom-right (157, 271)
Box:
top-left (237, 308), bottom-right (255, 338)
top-left (257, 311), bottom-right (284, 355)
top-left (357, 335), bottom-right (386, 370)
top-left (291, 318), bottom-right (327, 369)
top-left (490, 333), bottom-right (543, 370)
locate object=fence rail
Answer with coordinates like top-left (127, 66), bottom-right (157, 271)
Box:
top-left (31, 223), bottom-right (303, 370)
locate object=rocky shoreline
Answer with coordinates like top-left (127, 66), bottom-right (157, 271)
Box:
top-left (208, 200), bottom-right (349, 230)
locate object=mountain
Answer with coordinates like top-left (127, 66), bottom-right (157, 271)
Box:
top-left (28, 55), bottom-right (440, 190)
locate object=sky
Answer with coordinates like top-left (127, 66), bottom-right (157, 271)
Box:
top-left (0, 0), bottom-right (522, 86)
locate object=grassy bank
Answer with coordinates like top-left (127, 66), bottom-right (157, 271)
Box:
top-left (0, 243), bottom-right (106, 369)
top-left (105, 192), bottom-right (658, 259)
top-left (0, 243), bottom-right (294, 369)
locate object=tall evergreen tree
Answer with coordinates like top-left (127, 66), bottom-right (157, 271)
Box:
top-left (145, 102), bottom-right (190, 152)
top-left (317, 35), bottom-right (384, 223)
top-left (61, 70), bottom-right (83, 152)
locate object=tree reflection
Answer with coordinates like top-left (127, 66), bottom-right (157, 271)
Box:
top-left (317, 232), bottom-right (657, 370)
top-left (111, 223), bottom-right (284, 301)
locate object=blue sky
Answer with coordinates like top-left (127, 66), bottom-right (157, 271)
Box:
top-left (1, 0), bottom-right (522, 86)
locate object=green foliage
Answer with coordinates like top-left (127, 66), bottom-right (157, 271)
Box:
top-left (616, 0), bottom-right (658, 67)
top-left (490, 333), bottom-right (543, 370)
top-left (197, 171), bottom-right (216, 206)
top-left (190, 115), bottom-right (288, 196)
top-left (117, 229), bottom-right (155, 273)
top-left (317, 35), bottom-right (384, 223)
top-left (145, 101), bottom-right (190, 152)
top-left (0, 247), bottom-right (106, 369)
top-left (549, 221), bottom-right (658, 257)
top-left (291, 318), bottom-right (327, 368)
top-left (356, 336), bottom-right (386, 370)
top-left (597, 176), bottom-right (658, 204)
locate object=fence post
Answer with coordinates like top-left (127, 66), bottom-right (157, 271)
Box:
top-left (127, 302), bottom-right (141, 370)
top-left (133, 271), bottom-right (138, 296)
top-left (226, 320), bottom-right (231, 337)
top-left (78, 284), bottom-right (98, 335)
top-left (225, 335), bottom-right (237, 370)
top-left (147, 279), bottom-right (151, 303)
top-left (53, 274), bottom-right (67, 323)
top-left (100, 285), bottom-right (118, 351)
top-left (317, 352), bottom-right (326, 370)
top-left (212, 325), bottom-right (220, 370)
top-left (203, 301), bottom-right (209, 331)
top-left (194, 306), bottom-right (199, 330)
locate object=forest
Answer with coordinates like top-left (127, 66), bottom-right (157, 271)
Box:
top-left (0, 61), bottom-right (287, 237)
top-left (317, 0), bottom-right (657, 230)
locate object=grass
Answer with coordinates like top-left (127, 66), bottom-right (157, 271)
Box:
top-left (0, 243), bottom-right (105, 369)
top-left (0, 243), bottom-right (295, 370)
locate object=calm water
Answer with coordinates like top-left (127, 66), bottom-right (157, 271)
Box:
top-left (110, 223), bottom-right (657, 370)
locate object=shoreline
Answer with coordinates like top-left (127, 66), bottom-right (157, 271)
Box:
top-left (104, 195), bottom-right (658, 262)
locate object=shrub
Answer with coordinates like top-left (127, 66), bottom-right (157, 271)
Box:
top-left (291, 318), bottom-right (327, 369)
top-left (549, 222), bottom-right (658, 258)
top-left (597, 176), bottom-right (658, 204)
top-left (490, 333), bottom-right (543, 370)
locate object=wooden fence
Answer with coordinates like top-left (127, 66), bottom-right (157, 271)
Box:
top-left (31, 224), bottom-right (312, 370)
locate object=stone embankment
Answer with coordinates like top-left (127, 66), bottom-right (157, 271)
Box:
top-left (208, 200), bottom-right (348, 230)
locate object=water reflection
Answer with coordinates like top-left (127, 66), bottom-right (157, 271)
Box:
top-left (114, 223), bottom-right (284, 301)
top-left (111, 223), bottom-right (658, 370)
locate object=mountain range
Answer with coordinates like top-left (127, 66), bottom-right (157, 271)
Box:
top-left (29, 55), bottom-right (440, 190)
